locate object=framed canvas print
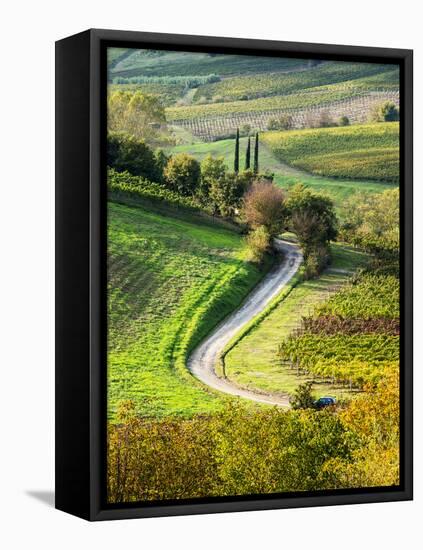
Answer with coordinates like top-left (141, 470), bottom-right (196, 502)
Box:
top-left (55, 29), bottom-right (413, 521)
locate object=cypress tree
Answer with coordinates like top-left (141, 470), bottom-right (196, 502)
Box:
top-left (234, 128), bottom-right (239, 173)
top-left (245, 136), bottom-right (251, 170)
top-left (253, 132), bottom-right (259, 174)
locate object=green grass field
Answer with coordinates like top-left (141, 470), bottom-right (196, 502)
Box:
top-left (262, 122), bottom-right (399, 183)
top-left (107, 200), bottom-right (274, 420)
top-left (168, 136), bottom-right (282, 171)
top-left (272, 173), bottom-right (396, 208)
top-left (224, 243), bottom-right (371, 400)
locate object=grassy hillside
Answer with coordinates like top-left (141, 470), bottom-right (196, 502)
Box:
top-left (193, 62), bottom-right (397, 102)
top-left (107, 200), bottom-right (274, 420)
top-left (166, 88), bottom-right (364, 121)
top-left (167, 136), bottom-right (396, 208)
top-left (224, 243), bottom-right (371, 400)
top-left (262, 122), bottom-right (399, 183)
top-left (168, 136), bottom-right (282, 171)
top-left (110, 49), bottom-right (307, 78)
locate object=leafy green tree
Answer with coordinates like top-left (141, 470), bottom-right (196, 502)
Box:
top-left (108, 90), bottom-right (168, 145)
top-left (209, 172), bottom-right (247, 217)
top-left (107, 132), bottom-right (160, 181)
top-left (285, 184), bottom-right (337, 277)
top-left (286, 184), bottom-right (338, 252)
top-left (245, 137), bottom-right (251, 170)
top-left (242, 180), bottom-right (285, 236)
top-left (253, 132), bottom-right (259, 173)
top-left (290, 382), bottom-right (316, 409)
top-left (234, 128), bottom-right (240, 173)
top-left (236, 169), bottom-right (255, 190)
top-left (339, 188), bottom-right (399, 253)
top-left (200, 155), bottom-right (227, 199)
top-left (164, 153), bottom-right (201, 196)
top-left (154, 149), bottom-right (170, 183)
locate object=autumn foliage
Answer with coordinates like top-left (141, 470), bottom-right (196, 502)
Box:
top-left (108, 372), bottom-right (399, 504)
top-left (242, 181), bottom-right (285, 236)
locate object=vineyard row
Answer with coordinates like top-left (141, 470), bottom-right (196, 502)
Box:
top-left (171, 91), bottom-right (399, 141)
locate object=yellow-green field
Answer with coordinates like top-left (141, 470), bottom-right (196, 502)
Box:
top-left (262, 122), bottom-right (399, 183)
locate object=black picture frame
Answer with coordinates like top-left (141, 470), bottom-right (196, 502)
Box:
top-left (55, 28), bottom-right (413, 521)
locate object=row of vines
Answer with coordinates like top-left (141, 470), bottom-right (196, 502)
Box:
top-left (277, 270), bottom-right (400, 390)
top-left (169, 92), bottom-right (399, 141)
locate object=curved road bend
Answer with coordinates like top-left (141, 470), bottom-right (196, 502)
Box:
top-left (187, 239), bottom-right (303, 407)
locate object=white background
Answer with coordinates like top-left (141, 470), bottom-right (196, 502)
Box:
top-left (0, 1), bottom-right (420, 547)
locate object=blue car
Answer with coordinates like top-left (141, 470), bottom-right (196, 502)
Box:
top-left (314, 396), bottom-right (336, 409)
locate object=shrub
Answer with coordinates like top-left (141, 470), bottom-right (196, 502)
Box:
top-left (107, 132), bottom-right (161, 181)
top-left (303, 245), bottom-right (330, 280)
top-left (338, 115), bottom-right (350, 126)
top-left (200, 154), bottom-right (227, 200)
top-left (209, 172), bottom-right (249, 217)
top-left (245, 226), bottom-right (271, 263)
top-left (267, 114), bottom-right (294, 131)
top-left (370, 101), bottom-right (399, 122)
top-left (290, 382), bottom-right (316, 409)
top-left (242, 181), bottom-right (285, 236)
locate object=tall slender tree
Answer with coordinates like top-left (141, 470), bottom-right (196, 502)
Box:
top-left (253, 132), bottom-right (259, 174)
top-left (245, 136), bottom-right (251, 170)
top-left (234, 128), bottom-right (240, 173)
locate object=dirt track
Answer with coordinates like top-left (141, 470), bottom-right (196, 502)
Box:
top-left (187, 239), bottom-right (303, 406)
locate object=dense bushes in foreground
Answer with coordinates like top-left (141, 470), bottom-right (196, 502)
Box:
top-left (108, 372), bottom-right (399, 503)
top-left (108, 402), bottom-right (354, 502)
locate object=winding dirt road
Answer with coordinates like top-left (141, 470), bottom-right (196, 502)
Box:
top-left (187, 239), bottom-right (303, 407)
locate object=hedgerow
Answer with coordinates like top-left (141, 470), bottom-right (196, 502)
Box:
top-left (107, 168), bottom-right (198, 210)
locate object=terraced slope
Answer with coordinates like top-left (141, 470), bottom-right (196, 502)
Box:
top-left (193, 62), bottom-right (398, 102)
top-left (107, 200), bottom-right (274, 420)
top-left (168, 91), bottom-right (399, 141)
